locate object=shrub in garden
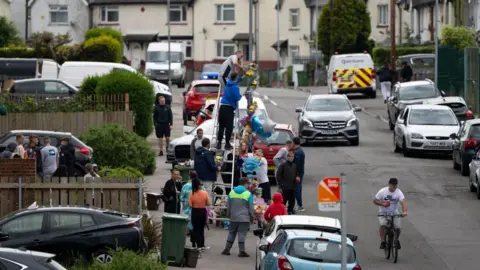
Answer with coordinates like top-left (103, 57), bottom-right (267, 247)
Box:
top-left (95, 70), bottom-right (155, 137)
top-left (0, 16), bottom-right (20, 47)
top-left (0, 45), bottom-right (36, 58)
top-left (79, 75), bottom-right (102, 96)
top-left (99, 166), bottom-right (143, 178)
top-left (372, 46), bottom-right (434, 66)
top-left (80, 124), bottom-right (156, 175)
top-left (440, 25), bottom-right (477, 51)
top-left (82, 35), bottom-right (122, 63)
top-left (85, 28), bottom-right (123, 53)
top-left (142, 215), bottom-right (162, 251)
top-left (56, 44), bottom-right (83, 64)
top-left (70, 249), bottom-right (166, 270)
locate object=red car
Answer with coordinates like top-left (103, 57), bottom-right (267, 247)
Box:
top-left (195, 99), bottom-right (217, 126)
top-left (183, 80), bottom-right (222, 125)
top-left (253, 124), bottom-right (296, 184)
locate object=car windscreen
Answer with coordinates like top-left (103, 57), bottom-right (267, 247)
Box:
top-left (193, 84), bottom-right (220, 93)
top-left (147, 51), bottom-right (182, 63)
top-left (256, 129), bottom-right (293, 145)
top-left (238, 109), bottom-right (267, 120)
top-left (203, 64), bottom-right (222, 72)
top-left (287, 239), bottom-right (355, 264)
top-left (399, 84), bottom-right (440, 100)
top-left (306, 98), bottom-right (351, 111)
top-left (409, 109), bottom-right (458, 126)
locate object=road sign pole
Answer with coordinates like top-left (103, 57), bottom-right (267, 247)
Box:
top-left (340, 172), bottom-right (347, 270)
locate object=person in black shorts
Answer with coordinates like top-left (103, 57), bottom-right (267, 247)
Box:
top-left (153, 96), bottom-right (173, 156)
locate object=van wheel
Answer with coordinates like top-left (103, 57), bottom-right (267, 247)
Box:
top-left (183, 107), bottom-right (188, 126)
top-left (369, 90), bottom-right (376, 98)
top-left (178, 80), bottom-right (185, 88)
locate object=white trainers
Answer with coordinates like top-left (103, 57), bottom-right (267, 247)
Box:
top-left (201, 246), bottom-right (210, 251)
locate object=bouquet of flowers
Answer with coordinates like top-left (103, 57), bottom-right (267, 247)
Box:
top-left (254, 195), bottom-right (267, 223)
top-left (215, 156), bottom-right (223, 169)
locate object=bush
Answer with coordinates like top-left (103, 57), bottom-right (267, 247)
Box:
top-left (56, 44), bottom-right (83, 64)
top-left (95, 70), bottom-right (155, 137)
top-left (70, 249), bottom-right (166, 270)
top-left (372, 46), bottom-right (434, 66)
top-left (0, 45), bottom-right (36, 58)
top-left (99, 167), bottom-right (144, 178)
top-left (0, 44), bottom-right (82, 62)
top-left (0, 16), bottom-right (19, 47)
top-left (80, 124), bottom-right (156, 175)
top-left (85, 28), bottom-right (123, 52)
top-left (142, 215), bottom-right (162, 251)
top-left (83, 35), bottom-right (122, 63)
top-left (440, 25), bottom-right (477, 51)
top-left (79, 75), bottom-right (102, 96)
top-left (0, 94), bottom-right (109, 113)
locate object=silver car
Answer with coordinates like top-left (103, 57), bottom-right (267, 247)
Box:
top-left (295, 94), bottom-right (361, 145)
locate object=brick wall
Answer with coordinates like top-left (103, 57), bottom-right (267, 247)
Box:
top-left (0, 159), bottom-right (36, 177)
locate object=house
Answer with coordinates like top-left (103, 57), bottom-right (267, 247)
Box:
top-left (0, 0), bottom-right (11, 18)
top-left (367, 0), bottom-right (411, 45)
top-left (464, 0), bottom-right (480, 31)
top-left (10, 0), bottom-right (27, 39)
top-left (88, 0), bottom-right (194, 70)
top-left (410, 0), bottom-right (453, 43)
top-left (28, 0), bottom-right (89, 44)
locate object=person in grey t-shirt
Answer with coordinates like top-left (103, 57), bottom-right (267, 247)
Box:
top-left (41, 136), bottom-right (59, 177)
top-left (273, 140), bottom-right (293, 175)
top-left (219, 51), bottom-right (244, 85)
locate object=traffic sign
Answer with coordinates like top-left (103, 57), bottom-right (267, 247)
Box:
top-left (318, 176), bottom-right (341, 212)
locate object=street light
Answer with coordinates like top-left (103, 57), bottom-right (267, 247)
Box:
top-left (167, 0), bottom-right (172, 88)
top-left (434, 0), bottom-right (439, 86)
top-left (314, 0), bottom-right (319, 87)
top-left (276, 0), bottom-right (280, 87)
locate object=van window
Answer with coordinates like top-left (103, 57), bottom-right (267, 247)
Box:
top-left (12, 81), bottom-right (42, 94)
top-left (333, 55), bottom-right (373, 69)
top-left (147, 51), bottom-right (182, 63)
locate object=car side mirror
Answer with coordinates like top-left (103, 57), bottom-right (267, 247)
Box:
top-left (259, 245), bottom-right (269, 252)
top-left (253, 228), bottom-right (264, 238)
top-left (295, 108), bottom-right (302, 113)
top-left (441, 91), bottom-right (446, 96)
top-left (450, 133), bottom-right (457, 139)
top-left (182, 91), bottom-right (187, 97)
top-left (347, 234), bottom-right (358, 242)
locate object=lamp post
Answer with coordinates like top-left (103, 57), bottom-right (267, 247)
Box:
top-left (314, 0), bottom-right (319, 87)
top-left (167, 0), bottom-right (172, 88)
top-left (434, 0), bottom-right (439, 86)
top-left (276, 0), bottom-right (280, 87)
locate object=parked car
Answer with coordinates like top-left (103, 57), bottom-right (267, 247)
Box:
top-left (452, 119), bottom-right (480, 175)
top-left (7, 78), bottom-right (78, 97)
top-left (398, 54), bottom-right (435, 66)
top-left (200, 63), bottom-right (222, 80)
top-left (253, 124), bottom-right (295, 183)
top-left (296, 94), bottom-right (361, 146)
top-left (256, 229), bottom-right (361, 270)
top-left (194, 98), bottom-right (217, 126)
top-left (0, 58), bottom-right (59, 80)
top-left (393, 104), bottom-right (460, 157)
top-left (0, 206), bottom-right (147, 264)
top-left (423, 96), bottom-right (473, 122)
top-left (183, 80), bottom-right (222, 123)
top-left (468, 150), bottom-right (480, 199)
top-left (0, 247), bottom-right (67, 269)
top-left (0, 130), bottom-right (93, 175)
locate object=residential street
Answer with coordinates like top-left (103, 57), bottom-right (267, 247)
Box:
top-left (146, 86), bottom-right (479, 270)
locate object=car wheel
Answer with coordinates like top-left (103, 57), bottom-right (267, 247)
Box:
top-left (350, 137), bottom-right (359, 146)
top-left (183, 107), bottom-right (188, 126)
top-left (476, 177), bottom-right (480, 199)
top-left (393, 133), bottom-right (401, 153)
top-left (370, 89), bottom-right (376, 99)
top-left (469, 175), bottom-right (477, 192)
top-left (453, 153), bottom-right (460, 170)
top-left (460, 156), bottom-right (470, 176)
top-left (93, 249), bottom-right (113, 264)
top-left (402, 137), bottom-right (411, 157)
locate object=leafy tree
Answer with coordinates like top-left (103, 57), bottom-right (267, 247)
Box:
top-left (0, 16), bottom-right (19, 47)
top-left (440, 25), bottom-right (477, 50)
top-left (29, 31), bottom-right (72, 61)
top-left (317, 0), bottom-right (371, 62)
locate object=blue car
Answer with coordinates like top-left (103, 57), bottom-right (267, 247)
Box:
top-left (258, 229), bottom-right (362, 270)
top-left (200, 63), bottom-right (222, 80)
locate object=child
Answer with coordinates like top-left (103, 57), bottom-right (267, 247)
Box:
top-left (264, 192), bottom-right (287, 223)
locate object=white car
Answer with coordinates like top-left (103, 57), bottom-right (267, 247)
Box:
top-left (468, 150), bottom-right (480, 199)
top-left (393, 104), bottom-right (460, 157)
top-left (252, 215), bottom-right (356, 268)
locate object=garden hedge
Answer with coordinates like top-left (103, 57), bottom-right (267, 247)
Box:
top-left (79, 75), bottom-right (102, 97)
top-left (85, 28), bottom-right (123, 53)
top-left (372, 46), bottom-right (434, 66)
top-left (95, 69), bottom-right (155, 137)
top-left (0, 44), bottom-right (80, 64)
top-left (80, 124), bottom-right (156, 175)
top-left (82, 35), bottom-right (122, 63)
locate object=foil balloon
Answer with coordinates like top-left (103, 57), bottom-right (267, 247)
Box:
top-left (243, 156), bottom-right (261, 174)
top-left (251, 115), bottom-right (272, 138)
top-left (261, 117), bottom-right (277, 133)
top-left (240, 115), bottom-right (250, 126)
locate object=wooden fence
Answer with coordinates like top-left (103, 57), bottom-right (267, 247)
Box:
top-left (0, 111), bottom-right (134, 136)
top-left (0, 176), bottom-right (143, 218)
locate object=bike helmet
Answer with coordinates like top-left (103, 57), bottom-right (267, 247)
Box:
top-left (388, 178), bottom-right (398, 185)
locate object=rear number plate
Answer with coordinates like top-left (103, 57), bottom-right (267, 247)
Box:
top-left (429, 141), bottom-right (446, 146)
top-left (320, 130), bottom-right (339, 134)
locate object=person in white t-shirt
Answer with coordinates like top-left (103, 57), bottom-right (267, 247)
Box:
top-left (219, 51), bottom-right (244, 85)
top-left (373, 178), bottom-right (408, 250)
top-left (255, 149), bottom-right (271, 203)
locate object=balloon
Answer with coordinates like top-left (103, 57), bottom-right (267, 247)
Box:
top-left (251, 116), bottom-right (272, 138)
top-left (243, 156), bottom-right (261, 174)
top-left (261, 118), bottom-right (277, 133)
top-left (0, 105), bottom-right (7, 116)
top-left (240, 115), bottom-right (250, 126)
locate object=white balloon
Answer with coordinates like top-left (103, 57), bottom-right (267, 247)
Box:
top-left (262, 118), bottom-right (277, 133)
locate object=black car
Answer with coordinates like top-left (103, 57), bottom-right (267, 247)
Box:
top-left (451, 119), bottom-right (480, 176)
top-left (0, 130), bottom-right (93, 175)
top-left (0, 207), bottom-right (147, 264)
top-left (8, 78), bottom-right (78, 97)
top-left (0, 247), bottom-right (67, 269)
top-left (397, 54), bottom-right (435, 66)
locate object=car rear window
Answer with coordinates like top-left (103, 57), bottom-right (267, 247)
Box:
top-left (71, 135), bottom-right (88, 147)
top-left (442, 102), bottom-right (467, 115)
top-left (470, 125), bottom-right (480, 137)
top-left (287, 239), bottom-right (355, 264)
top-left (193, 84), bottom-right (219, 93)
top-left (256, 129), bottom-right (293, 145)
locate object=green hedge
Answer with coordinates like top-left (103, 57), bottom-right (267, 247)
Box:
top-left (0, 94), bottom-right (111, 113)
top-left (79, 75), bottom-right (102, 97)
top-left (83, 35), bottom-right (122, 63)
top-left (70, 249), bottom-right (167, 270)
top-left (372, 46), bottom-right (434, 66)
top-left (0, 44), bottom-right (80, 64)
top-left (95, 69), bottom-right (155, 137)
top-left (85, 28), bottom-right (123, 53)
top-left (80, 124), bottom-right (156, 175)
top-left (99, 167), bottom-right (143, 177)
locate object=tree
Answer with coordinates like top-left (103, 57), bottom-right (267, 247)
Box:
top-left (440, 25), bottom-right (477, 50)
top-left (317, 0), bottom-right (371, 62)
top-left (29, 31), bottom-right (72, 61)
top-left (0, 16), bottom-right (19, 47)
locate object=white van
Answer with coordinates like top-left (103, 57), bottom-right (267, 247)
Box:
top-left (0, 58), bottom-right (59, 79)
top-left (58, 61), bottom-right (172, 103)
top-left (327, 52), bottom-right (376, 98)
top-left (145, 42), bottom-right (186, 88)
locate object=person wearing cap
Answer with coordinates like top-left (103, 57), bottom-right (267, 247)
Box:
top-left (58, 137), bottom-right (76, 176)
top-left (26, 135), bottom-right (43, 175)
top-left (400, 61), bottom-right (413, 82)
top-left (373, 178), bottom-right (408, 250)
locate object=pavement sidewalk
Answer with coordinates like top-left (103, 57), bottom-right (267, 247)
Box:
top-left (144, 91), bottom-right (257, 269)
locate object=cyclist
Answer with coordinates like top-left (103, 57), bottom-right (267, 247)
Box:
top-left (373, 178), bottom-right (408, 250)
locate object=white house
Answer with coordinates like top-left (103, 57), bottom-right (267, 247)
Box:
top-left (0, 0), bottom-right (11, 18)
top-left (410, 0), bottom-right (453, 43)
top-left (27, 0), bottom-right (89, 44)
top-left (10, 0), bottom-right (28, 40)
top-left (464, 0), bottom-right (480, 31)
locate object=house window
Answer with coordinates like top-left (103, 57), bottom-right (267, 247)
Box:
top-left (289, 9), bottom-right (299, 29)
top-left (49, 5), bottom-right (68, 25)
top-left (169, 5), bottom-right (187, 22)
top-left (378, 5), bottom-right (388, 26)
top-left (216, 4), bottom-right (235, 22)
top-left (419, 9), bottom-right (424, 32)
top-left (100, 6), bottom-right (119, 23)
top-left (216, 40), bottom-right (236, 58)
top-left (291, 46), bottom-right (299, 57)
top-left (185, 41), bottom-right (192, 59)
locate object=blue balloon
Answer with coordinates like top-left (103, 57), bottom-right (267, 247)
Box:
top-left (251, 116), bottom-right (272, 138)
top-left (243, 156), bottom-right (261, 174)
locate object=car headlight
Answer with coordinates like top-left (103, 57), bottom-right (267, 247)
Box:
top-left (410, 133), bottom-right (424, 139)
top-left (146, 69), bottom-right (152, 75)
top-left (301, 118), bottom-right (313, 127)
top-left (346, 118), bottom-right (358, 127)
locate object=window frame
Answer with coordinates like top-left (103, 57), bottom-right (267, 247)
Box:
top-left (43, 81), bottom-right (71, 94)
top-left (216, 40), bottom-right (236, 58)
top-left (290, 46), bottom-right (299, 57)
top-left (216, 4), bottom-right (235, 23)
top-left (289, 9), bottom-right (300, 29)
top-left (169, 4), bottom-right (187, 23)
top-left (377, 4), bottom-right (388, 26)
top-left (47, 212), bottom-right (96, 232)
top-left (48, 5), bottom-right (69, 25)
top-left (100, 5), bottom-right (119, 24)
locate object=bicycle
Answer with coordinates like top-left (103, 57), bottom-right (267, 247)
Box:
top-left (378, 213), bottom-right (403, 263)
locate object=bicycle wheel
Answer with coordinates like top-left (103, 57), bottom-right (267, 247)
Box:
top-left (392, 239), bottom-right (399, 263)
top-left (384, 233), bottom-right (391, 259)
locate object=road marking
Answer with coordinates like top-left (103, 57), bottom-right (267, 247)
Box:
top-left (270, 100), bottom-right (278, 106)
top-left (251, 91), bottom-right (278, 106)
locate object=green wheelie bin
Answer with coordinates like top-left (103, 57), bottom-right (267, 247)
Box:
top-left (161, 213), bottom-right (189, 266)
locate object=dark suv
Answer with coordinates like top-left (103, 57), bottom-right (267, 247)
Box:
top-left (0, 130), bottom-right (93, 175)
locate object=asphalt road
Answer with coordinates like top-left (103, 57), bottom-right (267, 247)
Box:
top-left (258, 86), bottom-right (478, 270)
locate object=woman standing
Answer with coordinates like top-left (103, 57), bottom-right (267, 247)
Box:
top-left (188, 178), bottom-right (210, 251)
top-left (181, 171), bottom-right (204, 239)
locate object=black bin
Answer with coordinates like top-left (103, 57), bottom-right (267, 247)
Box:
top-left (146, 192), bottom-right (162, 211)
top-left (184, 247), bottom-right (200, 268)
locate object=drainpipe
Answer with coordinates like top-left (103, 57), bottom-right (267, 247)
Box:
top-left (398, 4), bottom-right (402, 44)
top-left (255, 0), bottom-right (260, 63)
top-left (88, 4), bottom-right (93, 29)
